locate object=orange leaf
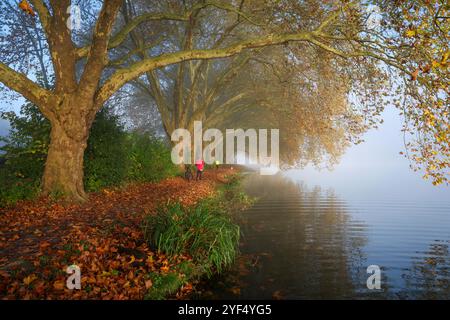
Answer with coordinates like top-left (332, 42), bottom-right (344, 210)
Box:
top-left (272, 290), bottom-right (283, 300)
top-left (183, 283), bottom-right (193, 291)
top-left (34, 281), bottom-right (46, 294)
top-left (411, 68), bottom-right (419, 81)
top-left (53, 280), bottom-right (65, 290)
top-left (160, 265), bottom-right (170, 273)
top-left (229, 287), bottom-right (241, 295)
top-left (18, 0), bottom-right (35, 16)
top-left (145, 279), bottom-right (153, 289)
top-left (39, 241), bottom-right (51, 249)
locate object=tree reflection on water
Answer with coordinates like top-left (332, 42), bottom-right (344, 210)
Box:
top-left (195, 173), bottom-right (371, 299)
top-left (401, 240), bottom-right (450, 299)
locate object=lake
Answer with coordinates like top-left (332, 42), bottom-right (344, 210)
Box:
top-left (194, 170), bottom-right (450, 299)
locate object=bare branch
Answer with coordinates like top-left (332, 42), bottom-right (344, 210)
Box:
top-left (28, 0), bottom-right (52, 35)
top-left (75, 11), bottom-right (190, 59)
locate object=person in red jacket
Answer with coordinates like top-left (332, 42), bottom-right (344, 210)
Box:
top-left (195, 159), bottom-right (205, 181)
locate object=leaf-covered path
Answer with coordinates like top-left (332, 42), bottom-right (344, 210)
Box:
top-left (0, 168), bottom-right (236, 299)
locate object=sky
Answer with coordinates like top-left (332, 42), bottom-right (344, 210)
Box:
top-left (0, 118), bottom-right (9, 137)
top-left (0, 97), bottom-right (20, 139)
top-left (0, 97), bottom-right (22, 148)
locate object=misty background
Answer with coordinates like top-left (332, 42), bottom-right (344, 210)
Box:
top-left (2, 98), bottom-right (449, 201)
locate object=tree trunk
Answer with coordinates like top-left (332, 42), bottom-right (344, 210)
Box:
top-left (42, 113), bottom-right (90, 203)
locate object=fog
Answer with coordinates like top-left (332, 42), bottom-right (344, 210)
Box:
top-left (2, 99), bottom-right (449, 202)
top-left (287, 107), bottom-right (450, 202)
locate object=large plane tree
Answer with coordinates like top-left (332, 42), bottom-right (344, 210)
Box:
top-left (0, 0), bottom-right (448, 201)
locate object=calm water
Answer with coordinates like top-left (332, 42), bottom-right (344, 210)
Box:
top-left (196, 172), bottom-right (450, 300)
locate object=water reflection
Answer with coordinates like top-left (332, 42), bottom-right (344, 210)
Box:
top-left (196, 173), bottom-right (371, 299)
top-left (401, 240), bottom-right (450, 299)
top-left (193, 173), bottom-right (450, 299)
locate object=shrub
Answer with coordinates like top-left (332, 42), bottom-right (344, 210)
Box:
top-left (0, 102), bottom-right (177, 205)
top-left (144, 202), bottom-right (240, 277)
top-left (0, 169), bottom-right (40, 207)
top-left (0, 102), bottom-right (50, 182)
top-left (0, 103), bottom-right (49, 206)
top-left (84, 109), bottom-right (128, 191)
top-left (126, 133), bottom-right (177, 183)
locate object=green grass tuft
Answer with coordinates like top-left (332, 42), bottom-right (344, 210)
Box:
top-left (144, 202), bottom-right (240, 277)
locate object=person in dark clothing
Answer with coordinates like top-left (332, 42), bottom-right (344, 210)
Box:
top-left (184, 164), bottom-right (193, 181)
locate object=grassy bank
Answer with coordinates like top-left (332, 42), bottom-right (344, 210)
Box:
top-left (142, 173), bottom-right (252, 300)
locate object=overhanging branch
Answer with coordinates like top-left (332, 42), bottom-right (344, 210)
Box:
top-left (0, 62), bottom-right (54, 117)
top-left (95, 31), bottom-right (312, 106)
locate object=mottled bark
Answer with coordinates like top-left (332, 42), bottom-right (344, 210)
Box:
top-left (42, 120), bottom-right (89, 202)
top-left (41, 97), bottom-right (94, 202)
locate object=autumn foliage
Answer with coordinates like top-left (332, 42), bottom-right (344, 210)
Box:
top-left (0, 168), bottom-right (236, 299)
top-left (18, 0), bottom-right (35, 17)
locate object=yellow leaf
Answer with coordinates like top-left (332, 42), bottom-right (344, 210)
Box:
top-left (145, 255), bottom-right (154, 266)
top-left (23, 274), bottom-right (37, 286)
top-left (405, 29), bottom-right (416, 37)
top-left (432, 60), bottom-right (441, 69)
top-left (441, 51), bottom-right (449, 65)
